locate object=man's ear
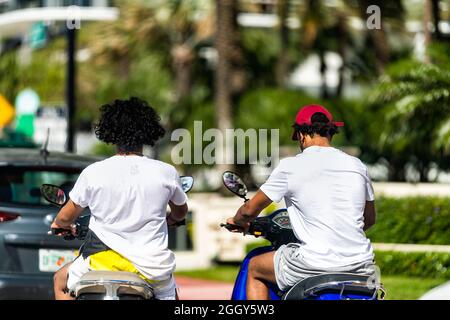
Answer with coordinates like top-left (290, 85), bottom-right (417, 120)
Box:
top-left (299, 132), bottom-right (305, 142)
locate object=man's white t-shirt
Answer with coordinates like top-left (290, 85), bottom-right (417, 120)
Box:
top-left (69, 155), bottom-right (187, 281)
top-left (260, 146), bottom-right (375, 270)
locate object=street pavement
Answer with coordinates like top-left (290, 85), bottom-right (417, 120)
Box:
top-left (176, 276), bottom-right (234, 300)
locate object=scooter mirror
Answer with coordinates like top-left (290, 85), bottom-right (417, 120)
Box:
top-left (222, 171), bottom-right (248, 199)
top-left (180, 176), bottom-right (194, 193)
top-left (40, 184), bottom-right (67, 206)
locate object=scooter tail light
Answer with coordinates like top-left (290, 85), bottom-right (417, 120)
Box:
top-left (0, 212), bottom-right (20, 222)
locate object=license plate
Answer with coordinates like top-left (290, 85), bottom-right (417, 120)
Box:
top-left (39, 249), bottom-right (78, 272)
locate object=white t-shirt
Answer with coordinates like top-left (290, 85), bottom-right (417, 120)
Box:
top-left (260, 146), bottom-right (375, 270)
top-left (69, 155), bottom-right (187, 281)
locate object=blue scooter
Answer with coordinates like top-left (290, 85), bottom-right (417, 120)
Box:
top-left (220, 171), bottom-right (385, 300)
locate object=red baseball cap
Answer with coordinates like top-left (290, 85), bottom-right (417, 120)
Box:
top-left (292, 104), bottom-right (344, 140)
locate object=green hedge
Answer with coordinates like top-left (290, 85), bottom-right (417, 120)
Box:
top-left (366, 197), bottom-right (450, 245)
top-left (246, 245), bottom-right (450, 279)
top-left (375, 251), bottom-right (450, 279)
top-left (247, 197), bottom-right (450, 247)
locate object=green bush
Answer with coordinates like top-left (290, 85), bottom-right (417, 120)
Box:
top-left (245, 197), bottom-right (450, 246)
top-left (246, 242), bottom-right (450, 279)
top-left (90, 142), bottom-right (116, 157)
top-left (367, 197), bottom-right (450, 245)
top-left (375, 251), bottom-right (450, 279)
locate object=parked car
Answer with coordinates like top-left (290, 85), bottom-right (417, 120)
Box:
top-left (0, 147), bottom-right (99, 299)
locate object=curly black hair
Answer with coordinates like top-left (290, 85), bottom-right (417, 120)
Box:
top-left (293, 112), bottom-right (339, 138)
top-left (94, 97), bottom-right (165, 148)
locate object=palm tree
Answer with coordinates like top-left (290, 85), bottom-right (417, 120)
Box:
top-left (275, 0), bottom-right (291, 87)
top-left (423, 0), bottom-right (445, 63)
top-left (165, 0), bottom-right (214, 104)
top-left (368, 45), bottom-right (450, 181)
top-left (297, 0), bottom-right (331, 98)
top-left (345, 0), bottom-right (405, 75)
top-left (431, 0), bottom-right (443, 41)
top-left (89, 1), bottom-right (169, 80)
top-left (215, 0), bottom-right (237, 174)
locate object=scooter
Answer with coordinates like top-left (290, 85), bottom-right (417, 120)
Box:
top-left (40, 176), bottom-right (194, 300)
top-left (220, 171), bottom-right (385, 300)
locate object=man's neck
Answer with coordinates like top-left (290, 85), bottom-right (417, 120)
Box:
top-left (305, 137), bottom-right (331, 148)
top-left (116, 145), bottom-right (144, 156)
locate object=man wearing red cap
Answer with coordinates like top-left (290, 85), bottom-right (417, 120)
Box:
top-left (227, 104), bottom-right (376, 300)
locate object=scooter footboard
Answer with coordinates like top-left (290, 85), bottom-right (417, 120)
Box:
top-left (231, 246), bottom-right (280, 300)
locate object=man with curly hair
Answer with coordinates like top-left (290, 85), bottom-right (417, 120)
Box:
top-left (51, 97), bottom-right (188, 300)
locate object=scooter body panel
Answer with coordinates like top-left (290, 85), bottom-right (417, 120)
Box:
top-left (232, 247), bottom-right (378, 300)
top-left (306, 293), bottom-right (375, 300)
top-left (231, 246), bottom-right (280, 300)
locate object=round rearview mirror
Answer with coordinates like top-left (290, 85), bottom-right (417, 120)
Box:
top-left (40, 184), bottom-right (67, 206)
top-left (180, 176), bottom-right (194, 193)
top-left (222, 171), bottom-right (248, 199)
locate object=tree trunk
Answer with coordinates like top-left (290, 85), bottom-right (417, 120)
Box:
top-left (431, 0), bottom-right (443, 41)
top-left (215, 0), bottom-right (236, 180)
top-left (370, 28), bottom-right (389, 75)
top-left (275, 0), bottom-right (291, 87)
top-left (419, 165), bottom-right (429, 182)
top-left (172, 44), bottom-right (194, 103)
top-left (388, 159), bottom-right (406, 182)
top-left (319, 49), bottom-right (329, 99)
top-left (423, 0), bottom-right (432, 63)
top-left (336, 13), bottom-right (347, 97)
top-left (357, 0), bottom-right (390, 74)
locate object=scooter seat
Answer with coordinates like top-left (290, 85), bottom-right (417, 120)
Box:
top-left (74, 271), bottom-right (153, 300)
top-left (79, 271), bottom-right (148, 284)
top-left (282, 273), bottom-right (375, 300)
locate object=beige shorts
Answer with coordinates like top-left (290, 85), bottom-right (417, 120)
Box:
top-left (274, 243), bottom-right (376, 291)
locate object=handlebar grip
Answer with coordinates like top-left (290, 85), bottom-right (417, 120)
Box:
top-left (171, 219), bottom-right (186, 227)
top-left (50, 228), bottom-right (70, 235)
top-left (50, 225), bottom-right (79, 240)
top-left (220, 223), bottom-right (245, 231)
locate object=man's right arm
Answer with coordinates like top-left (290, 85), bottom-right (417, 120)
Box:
top-left (167, 170), bottom-right (189, 225)
top-left (168, 201), bottom-right (188, 224)
top-left (363, 201), bottom-right (376, 231)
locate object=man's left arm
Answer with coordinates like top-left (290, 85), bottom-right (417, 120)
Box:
top-left (363, 201), bottom-right (376, 231)
top-left (51, 200), bottom-right (84, 234)
top-left (227, 190), bottom-right (273, 231)
top-left (228, 162), bottom-right (288, 231)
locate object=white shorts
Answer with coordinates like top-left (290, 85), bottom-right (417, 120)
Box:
top-left (67, 256), bottom-right (177, 300)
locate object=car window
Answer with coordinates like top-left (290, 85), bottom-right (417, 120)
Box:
top-left (0, 167), bottom-right (81, 206)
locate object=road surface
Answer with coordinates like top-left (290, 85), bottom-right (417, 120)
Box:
top-left (176, 276), bottom-right (234, 300)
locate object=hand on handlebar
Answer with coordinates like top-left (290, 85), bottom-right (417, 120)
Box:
top-left (167, 214), bottom-right (186, 227)
top-left (223, 217), bottom-right (250, 233)
top-left (49, 221), bottom-right (78, 238)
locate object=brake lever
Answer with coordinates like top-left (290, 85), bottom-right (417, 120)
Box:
top-left (170, 219), bottom-right (186, 227)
